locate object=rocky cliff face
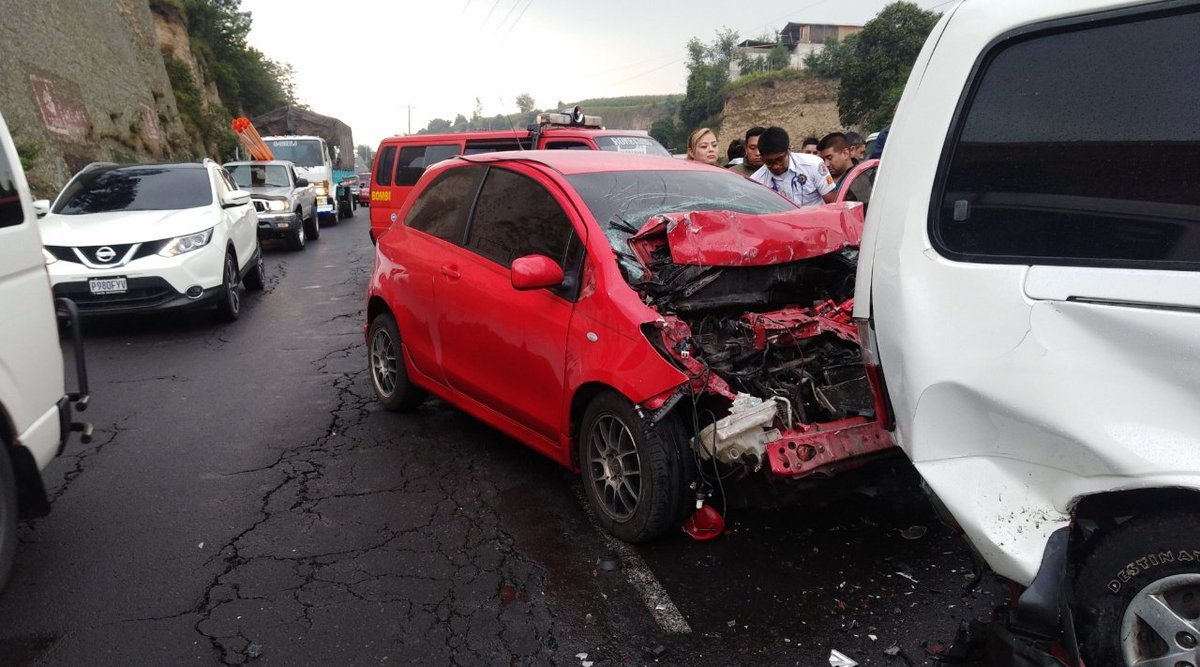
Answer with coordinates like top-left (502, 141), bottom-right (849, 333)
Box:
top-left (720, 76), bottom-right (847, 148)
top-left (151, 4), bottom-right (223, 114)
top-left (0, 0), bottom-right (193, 196)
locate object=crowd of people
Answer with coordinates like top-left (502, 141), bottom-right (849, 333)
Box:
top-left (683, 125), bottom-right (875, 207)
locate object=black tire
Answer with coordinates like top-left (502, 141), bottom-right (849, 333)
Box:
top-left (578, 392), bottom-right (689, 542)
top-left (1075, 512), bottom-right (1200, 666)
top-left (214, 251), bottom-right (241, 322)
top-left (0, 448), bottom-right (18, 592)
top-left (243, 244), bottom-right (266, 291)
top-left (286, 212), bottom-right (307, 251)
top-left (367, 312), bottom-right (427, 412)
top-left (324, 212), bottom-right (339, 227)
top-left (304, 209), bottom-right (320, 241)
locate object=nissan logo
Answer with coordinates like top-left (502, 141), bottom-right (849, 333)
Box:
top-left (95, 246), bottom-right (117, 262)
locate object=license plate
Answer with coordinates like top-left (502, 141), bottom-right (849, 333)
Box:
top-left (88, 277), bottom-right (128, 295)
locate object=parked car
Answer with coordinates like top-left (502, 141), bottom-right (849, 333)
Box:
top-left (0, 110), bottom-right (89, 591)
top-left (855, 0), bottom-right (1200, 663)
top-left (224, 159), bottom-right (318, 251)
top-left (367, 150), bottom-right (884, 542)
top-left (367, 109), bottom-right (670, 243)
top-left (37, 160), bottom-right (266, 321)
top-left (357, 172), bottom-right (370, 208)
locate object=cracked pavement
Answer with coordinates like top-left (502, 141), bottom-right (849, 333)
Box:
top-left (0, 210), bottom-right (1005, 666)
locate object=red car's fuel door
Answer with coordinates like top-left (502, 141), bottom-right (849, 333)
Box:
top-left (433, 164), bottom-right (587, 441)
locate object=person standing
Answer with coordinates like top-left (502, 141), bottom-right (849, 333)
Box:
top-left (735, 126), bottom-right (766, 176)
top-left (845, 131), bottom-right (866, 161)
top-left (750, 126), bottom-right (836, 206)
top-left (817, 132), bottom-right (871, 203)
top-left (799, 136), bottom-right (820, 155)
top-left (686, 128), bottom-right (719, 166)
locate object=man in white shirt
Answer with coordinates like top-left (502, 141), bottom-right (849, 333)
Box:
top-left (750, 126), bottom-right (837, 207)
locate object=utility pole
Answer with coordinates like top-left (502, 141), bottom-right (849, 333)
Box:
top-left (398, 105), bottom-right (415, 135)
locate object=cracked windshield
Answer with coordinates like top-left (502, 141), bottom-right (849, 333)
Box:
top-left (4, 1), bottom-right (1195, 666)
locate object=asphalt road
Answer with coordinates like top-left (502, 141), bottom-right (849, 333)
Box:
top-left (0, 207), bottom-right (1005, 666)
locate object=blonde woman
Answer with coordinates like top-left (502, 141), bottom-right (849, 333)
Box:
top-left (686, 127), bottom-right (719, 166)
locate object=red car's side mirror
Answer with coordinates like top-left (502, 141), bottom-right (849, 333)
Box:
top-left (511, 254), bottom-right (564, 290)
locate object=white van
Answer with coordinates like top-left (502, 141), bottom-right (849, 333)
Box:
top-left (0, 111), bottom-right (90, 590)
top-left (857, 1), bottom-right (1200, 663)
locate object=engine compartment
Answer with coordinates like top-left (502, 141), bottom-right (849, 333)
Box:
top-left (627, 209), bottom-right (889, 477)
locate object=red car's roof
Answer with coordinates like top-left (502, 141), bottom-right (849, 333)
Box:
top-left (456, 150), bottom-right (715, 176)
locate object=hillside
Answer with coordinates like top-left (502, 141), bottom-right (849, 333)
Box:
top-left (565, 95), bottom-right (678, 132)
top-left (720, 73), bottom-right (846, 147)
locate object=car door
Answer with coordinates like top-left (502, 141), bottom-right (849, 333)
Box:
top-left (859, 2), bottom-right (1200, 583)
top-left (434, 164), bottom-right (585, 441)
top-left (385, 165), bottom-right (487, 383)
top-left (215, 167), bottom-right (255, 267)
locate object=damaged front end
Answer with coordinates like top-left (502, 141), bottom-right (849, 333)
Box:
top-left (630, 207), bottom-right (894, 483)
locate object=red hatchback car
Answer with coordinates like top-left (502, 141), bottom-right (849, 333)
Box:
top-left (366, 151), bottom-right (888, 541)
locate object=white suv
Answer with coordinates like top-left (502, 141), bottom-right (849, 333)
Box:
top-left (0, 111), bottom-right (89, 590)
top-left (37, 160), bottom-right (265, 321)
top-left (857, 0), bottom-right (1200, 663)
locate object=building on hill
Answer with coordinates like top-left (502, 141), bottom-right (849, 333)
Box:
top-left (780, 23), bottom-right (863, 68)
top-left (731, 23), bottom-right (863, 77)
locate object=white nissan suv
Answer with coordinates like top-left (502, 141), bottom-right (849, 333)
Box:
top-left (37, 160), bottom-right (265, 321)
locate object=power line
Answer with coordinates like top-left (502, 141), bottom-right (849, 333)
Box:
top-left (501, 0), bottom-right (534, 37)
top-left (607, 57), bottom-right (684, 88)
top-left (496, 0), bottom-right (521, 31)
top-left (481, 0), bottom-right (502, 27)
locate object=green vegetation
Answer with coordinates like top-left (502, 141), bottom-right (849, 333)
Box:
top-left (722, 67), bottom-right (811, 95)
top-left (803, 34), bottom-right (859, 80)
top-left (825, 2), bottom-right (941, 129)
top-left (151, 0), bottom-right (299, 159)
top-left (678, 29), bottom-right (739, 140)
top-left (15, 141), bottom-right (39, 173)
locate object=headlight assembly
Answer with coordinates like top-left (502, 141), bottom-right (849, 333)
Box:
top-left (267, 200), bottom-right (287, 211)
top-left (158, 228), bottom-right (214, 257)
top-left (315, 186), bottom-right (327, 196)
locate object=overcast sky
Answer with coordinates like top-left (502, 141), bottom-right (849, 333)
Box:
top-left (240, 0), bottom-right (952, 148)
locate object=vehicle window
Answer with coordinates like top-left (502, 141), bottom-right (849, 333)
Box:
top-left (0, 146), bottom-right (23, 229)
top-left (567, 169), bottom-right (796, 280)
top-left (227, 164), bottom-right (291, 188)
top-left (544, 141), bottom-right (590, 151)
top-left (467, 167), bottom-right (574, 270)
top-left (933, 6), bottom-right (1200, 269)
top-left (375, 145), bottom-right (396, 187)
top-left (404, 166), bottom-right (485, 243)
top-left (54, 166), bottom-right (214, 214)
top-left (263, 139), bottom-right (324, 168)
top-left (463, 139), bottom-right (528, 154)
top-left (396, 144), bottom-right (463, 186)
top-left (594, 136), bottom-right (672, 158)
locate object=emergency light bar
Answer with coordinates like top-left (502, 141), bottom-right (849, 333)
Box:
top-left (537, 106), bottom-right (603, 129)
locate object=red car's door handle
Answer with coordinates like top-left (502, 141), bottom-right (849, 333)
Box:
top-left (440, 265), bottom-right (461, 280)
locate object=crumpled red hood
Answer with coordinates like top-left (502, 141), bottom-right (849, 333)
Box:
top-left (629, 204), bottom-right (864, 268)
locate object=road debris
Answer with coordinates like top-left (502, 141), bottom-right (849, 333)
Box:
top-left (829, 648), bottom-right (859, 666)
top-left (900, 525), bottom-right (927, 540)
top-left (596, 553), bottom-right (621, 571)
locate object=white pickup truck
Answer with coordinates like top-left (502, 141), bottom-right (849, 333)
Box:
top-left (858, 1), bottom-right (1200, 663)
top-left (0, 111), bottom-right (90, 590)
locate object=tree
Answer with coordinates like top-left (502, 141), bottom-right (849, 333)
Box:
top-left (803, 34), bottom-right (859, 79)
top-left (472, 97), bottom-right (483, 123)
top-left (766, 43), bottom-right (790, 71)
top-left (649, 117), bottom-right (678, 152)
top-left (356, 144), bottom-right (372, 164)
top-left (679, 28), bottom-right (739, 133)
top-left (837, 2), bottom-right (940, 128)
top-left (515, 93), bottom-right (536, 114)
top-left (420, 118), bottom-right (452, 134)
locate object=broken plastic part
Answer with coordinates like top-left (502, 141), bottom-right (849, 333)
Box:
top-left (682, 504), bottom-right (725, 541)
top-left (693, 393), bottom-right (779, 467)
